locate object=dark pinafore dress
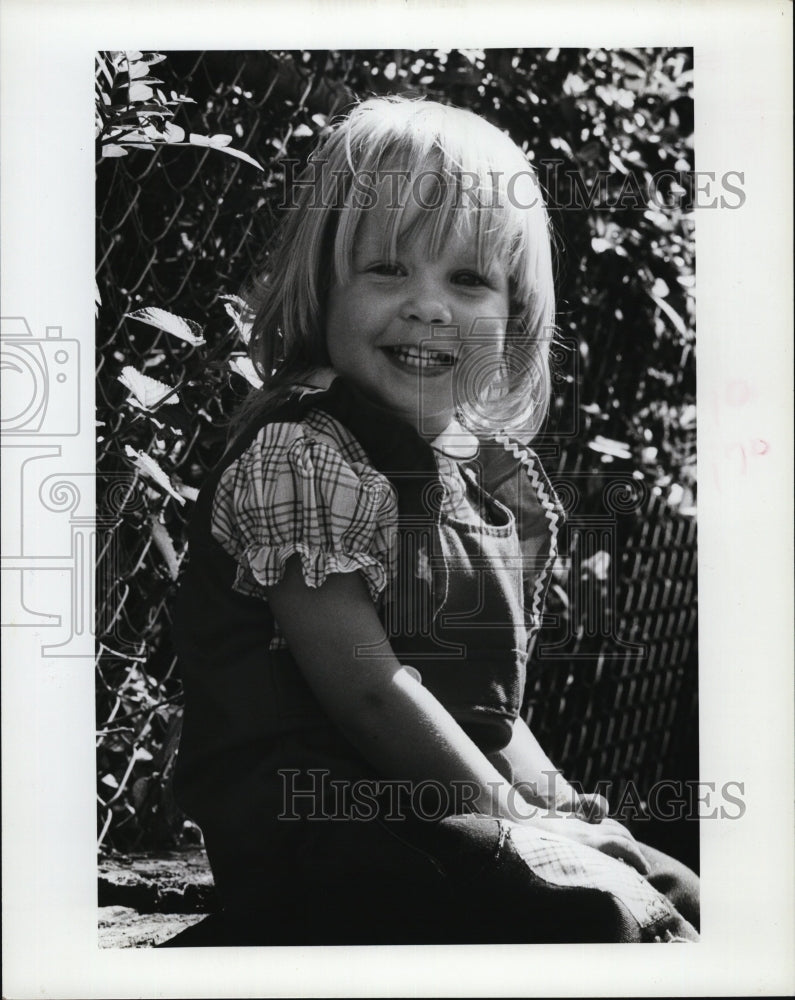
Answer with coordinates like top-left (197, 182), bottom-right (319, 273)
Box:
top-left (172, 374), bottom-right (699, 944)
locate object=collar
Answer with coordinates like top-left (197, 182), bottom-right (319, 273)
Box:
top-left (430, 419), bottom-right (480, 461)
top-left (295, 367), bottom-right (336, 395)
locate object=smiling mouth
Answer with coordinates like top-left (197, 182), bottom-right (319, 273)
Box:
top-left (383, 344), bottom-right (457, 372)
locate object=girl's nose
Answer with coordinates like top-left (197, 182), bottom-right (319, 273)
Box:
top-left (400, 279), bottom-right (453, 326)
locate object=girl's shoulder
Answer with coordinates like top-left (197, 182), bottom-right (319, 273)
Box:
top-left (225, 371), bottom-right (381, 476)
top-left (220, 384), bottom-right (396, 519)
top-left (246, 404), bottom-right (374, 471)
top-left (209, 380), bottom-right (399, 603)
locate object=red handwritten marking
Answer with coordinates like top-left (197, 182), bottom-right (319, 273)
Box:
top-left (715, 438), bottom-right (770, 487)
top-left (725, 380), bottom-right (752, 407)
top-left (752, 439), bottom-right (769, 455)
top-left (725, 441), bottom-right (747, 475)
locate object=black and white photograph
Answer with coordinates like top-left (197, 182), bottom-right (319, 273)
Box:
top-left (2, 1), bottom-right (793, 997)
top-left (94, 46), bottom-right (703, 947)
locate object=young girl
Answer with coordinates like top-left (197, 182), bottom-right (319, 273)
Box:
top-left (173, 96), bottom-right (699, 945)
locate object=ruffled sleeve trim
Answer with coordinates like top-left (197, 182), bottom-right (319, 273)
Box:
top-left (234, 543), bottom-right (391, 605)
top-left (211, 418), bottom-right (399, 605)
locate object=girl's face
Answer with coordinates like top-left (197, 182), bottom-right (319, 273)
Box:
top-left (325, 197), bottom-right (510, 438)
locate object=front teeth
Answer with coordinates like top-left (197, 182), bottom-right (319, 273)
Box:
top-left (389, 345), bottom-right (455, 369)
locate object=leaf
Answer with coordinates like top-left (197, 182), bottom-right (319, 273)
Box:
top-left (292, 123), bottom-right (314, 138)
top-left (587, 435), bottom-right (632, 460)
top-left (460, 49), bottom-right (485, 65)
top-left (594, 84), bottom-right (616, 107)
top-left (617, 48), bottom-right (648, 76)
top-left (228, 356), bottom-right (263, 388)
top-left (105, 124), bottom-right (143, 140)
top-left (101, 773), bottom-right (119, 789)
top-left (118, 366), bottom-right (179, 409)
top-left (162, 122), bottom-right (185, 143)
top-left (101, 144), bottom-right (128, 158)
top-left (679, 404), bottom-right (697, 430)
top-left (130, 103), bottom-right (174, 117)
top-left (129, 82), bottom-right (154, 102)
top-left (648, 290), bottom-right (687, 337)
top-left (607, 149), bottom-right (629, 175)
top-left (219, 292), bottom-right (248, 310)
top-left (215, 145), bottom-right (264, 171)
top-left (562, 72), bottom-right (587, 96)
top-left (551, 583), bottom-right (570, 609)
top-left (125, 307), bottom-right (205, 345)
top-left (550, 136), bottom-right (574, 158)
top-left (581, 550), bottom-right (611, 581)
top-left (189, 132), bottom-right (231, 148)
top-left (175, 483), bottom-right (199, 503)
top-left (128, 59), bottom-right (152, 80)
top-left (129, 76), bottom-right (165, 88)
top-left (124, 445), bottom-right (186, 505)
top-left (221, 298), bottom-right (252, 344)
top-left (149, 516), bottom-right (180, 580)
top-left (188, 133), bottom-right (264, 170)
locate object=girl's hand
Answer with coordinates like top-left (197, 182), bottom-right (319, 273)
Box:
top-left (526, 811), bottom-right (650, 875)
top-left (573, 792), bottom-right (611, 824)
top-left (487, 720), bottom-right (611, 826)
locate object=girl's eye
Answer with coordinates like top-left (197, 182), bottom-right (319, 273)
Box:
top-left (367, 262), bottom-right (404, 276)
top-left (453, 271), bottom-right (489, 287)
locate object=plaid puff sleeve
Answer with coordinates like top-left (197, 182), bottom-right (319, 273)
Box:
top-left (211, 419), bottom-right (399, 604)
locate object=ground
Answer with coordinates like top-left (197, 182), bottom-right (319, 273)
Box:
top-left (98, 847), bottom-right (215, 948)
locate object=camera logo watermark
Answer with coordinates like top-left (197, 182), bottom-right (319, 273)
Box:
top-left (0, 317), bottom-right (80, 436)
top-left (0, 316), bottom-right (96, 655)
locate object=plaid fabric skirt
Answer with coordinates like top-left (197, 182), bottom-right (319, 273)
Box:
top-left (202, 808), bottom-right (699, 945)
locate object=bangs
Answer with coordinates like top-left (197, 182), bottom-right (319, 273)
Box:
top-left (327, 101), bottom-right (548, 312)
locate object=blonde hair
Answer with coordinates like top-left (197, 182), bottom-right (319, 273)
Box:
top-left (242, 95), bottom-right (556, 439)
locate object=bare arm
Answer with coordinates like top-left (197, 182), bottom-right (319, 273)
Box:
top-left (265, 557), bottom-right (526, 821)
top-left (487, 716), bottom-right (584, 813)
top-left (265, 558), bottom-right (648, 871)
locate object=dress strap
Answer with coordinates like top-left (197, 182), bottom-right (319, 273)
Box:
top-left (476, 435), bottom-right (564, 631)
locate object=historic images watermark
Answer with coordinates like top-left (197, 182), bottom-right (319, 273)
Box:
top-left (277, 768), bottom-right (746, 823)
top-left (278, 159), bottom-right (746, 212)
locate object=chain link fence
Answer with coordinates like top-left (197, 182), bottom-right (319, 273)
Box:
top-left (96, 49), bottom-right (698, 865)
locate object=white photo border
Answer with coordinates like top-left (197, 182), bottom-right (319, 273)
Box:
top-left (1, 1), bottom-right (793, 996)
